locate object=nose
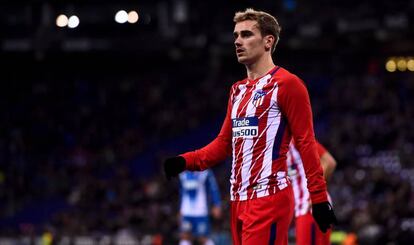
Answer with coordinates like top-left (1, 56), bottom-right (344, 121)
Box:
top-left (234, 37), bottom-right (242, 47)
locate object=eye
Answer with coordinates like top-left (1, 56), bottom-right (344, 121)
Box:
top-left (240, 31), bottom-right (253, 38)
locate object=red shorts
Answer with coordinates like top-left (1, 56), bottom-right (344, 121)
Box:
top-left (295, 212), bottom-right (331, 245)
top-left (230, 186), bottom-right (294, 245)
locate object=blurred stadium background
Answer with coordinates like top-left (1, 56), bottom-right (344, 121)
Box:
top-left (1, 0), bottom-right (414, 244)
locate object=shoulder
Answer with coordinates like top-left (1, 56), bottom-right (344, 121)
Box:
top-left (273, 67), bottom-right (309, 101)
top-left (230, 78), bottom-right (249, 95)
top-left (232, 78), bottom-right (248, 88)
top-left (273, 67), bottom-right (304, 86)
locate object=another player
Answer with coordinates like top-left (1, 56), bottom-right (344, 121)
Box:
top-left (288, 141), bottom-right (337, 245)
top-left (178, 170), bottom-right (222, 245)
top-left (164, 8), bottom-right (337, 245)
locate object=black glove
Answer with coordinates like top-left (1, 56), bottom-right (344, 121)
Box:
top-left (163, 156), bottom-right (186, 180)
top-left (312, 201), bottom-right (338, 233)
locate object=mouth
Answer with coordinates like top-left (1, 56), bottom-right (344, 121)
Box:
top-left (236, 48), bottom-right (244, 55)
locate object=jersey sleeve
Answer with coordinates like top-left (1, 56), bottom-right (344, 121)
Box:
top-left (277, 76), bottom-right (328, 204)
top-left (180, 90), bottom-right (233, 171)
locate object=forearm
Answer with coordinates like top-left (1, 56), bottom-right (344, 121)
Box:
top-left (181, 136), bottom-right (230, 171)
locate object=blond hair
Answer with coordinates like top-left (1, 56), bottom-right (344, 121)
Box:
top-left (234, 8), bottom-right (281, 53)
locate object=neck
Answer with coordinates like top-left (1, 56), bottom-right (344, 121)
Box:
top-left (245, 54), bottom-right (275, 80)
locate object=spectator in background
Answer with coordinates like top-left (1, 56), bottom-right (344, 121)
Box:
top-left (178, 169), bottom-right (222, 245)
top-left (287, 140), bottom-right (337, 245)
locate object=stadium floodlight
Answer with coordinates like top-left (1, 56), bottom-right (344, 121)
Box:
top-left (115, 10), bottom-right (128, 24)
top-left (56, 14), bottom-right (68, 27)
top-left (128, 11), bottom-right (139, 24)
top-left (407, 59), bottom-right (414, 72)
top-left (385, 59), bottom-right (397, 72)
top-left (397, 58), bottom-right (407, 72)
top-left (68, 15), bottom-right (80, 28)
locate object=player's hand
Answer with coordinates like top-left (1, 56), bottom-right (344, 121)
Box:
top-left (163, 156), bottom-right (186, 180)
top-left (312, 201), bottom-right (337, 233)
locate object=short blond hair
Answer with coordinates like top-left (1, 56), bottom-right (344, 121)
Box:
top-left (234, 8), bottom-right (281, 53)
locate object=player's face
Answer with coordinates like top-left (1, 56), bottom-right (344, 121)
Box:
top-left (233, 20), bottom-right (267, 65)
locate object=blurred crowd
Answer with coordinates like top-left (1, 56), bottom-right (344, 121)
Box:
top-left (0, 58), bottom-right (233, 244)
top-left (316, 71), bottom-right (414, 244)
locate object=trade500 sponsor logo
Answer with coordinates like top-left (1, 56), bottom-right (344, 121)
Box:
top-left (232, 117), bottom-right (258, 139)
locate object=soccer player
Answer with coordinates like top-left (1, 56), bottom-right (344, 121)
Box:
top-left (287, 140), bottom-right (337, 245)
top-left (178, 169), bottom-right (222, 245)
top-left (164, 8), bottom-right (337, 245)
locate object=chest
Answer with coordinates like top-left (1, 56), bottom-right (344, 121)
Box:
top-left (231, 82), bottom-right (279, 118)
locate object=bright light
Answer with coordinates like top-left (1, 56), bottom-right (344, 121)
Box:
top-left (385, 59), bottom-right (396, 72)
top-left (56, 14), bottom-right (68, 27)
top-left (115, 10), bottom-right (128, 24)
top-left (397, 58), bottom-right (407, 71)
top-left (407, 59), bottom-right (414, 71)
top-left (128, 11), bottom-right (139, 23)
top-left (68, 15), bottom-right (80, 28)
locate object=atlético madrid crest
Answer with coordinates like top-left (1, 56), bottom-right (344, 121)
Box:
top-left (252, 89), bottom-right (267, 107)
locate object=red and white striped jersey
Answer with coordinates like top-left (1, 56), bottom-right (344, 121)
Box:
top-left (287, 141), bottom-right (328, 217)
top-left (182, 66), bottom-right (327, 203)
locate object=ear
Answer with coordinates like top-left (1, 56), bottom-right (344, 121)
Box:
top-left (264, 35), bottom-right (275, 51)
